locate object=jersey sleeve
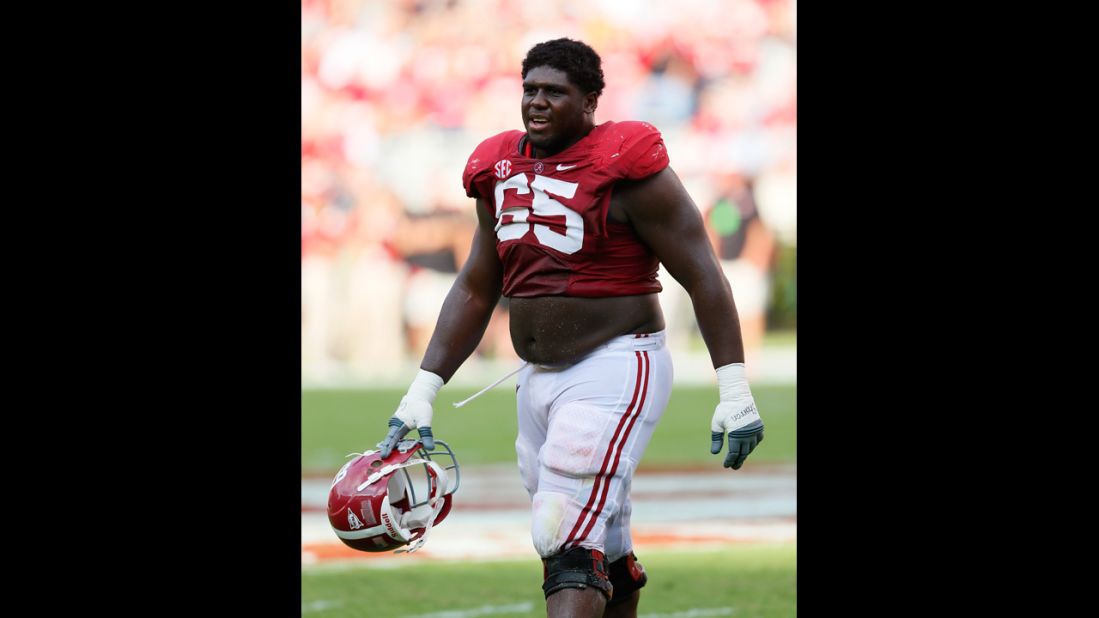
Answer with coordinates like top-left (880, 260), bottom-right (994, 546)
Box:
top-left (462, 149), bottom-right (488, 199)
top-left (615, 121), bottom-right (670, 180)
top-left (462, 131), bottom-right (519, 199)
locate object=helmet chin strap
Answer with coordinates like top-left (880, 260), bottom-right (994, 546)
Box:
top-left (357, 457), bottom-right (450, 554)
top-left (396, 460), bottom-right (448, 554)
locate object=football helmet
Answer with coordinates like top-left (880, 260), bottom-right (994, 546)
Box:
top-left (327, 439), bottom-right (459, 553)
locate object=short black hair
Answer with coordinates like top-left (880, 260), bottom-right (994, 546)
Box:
top-left (521, 38), bottom-right (605, 97)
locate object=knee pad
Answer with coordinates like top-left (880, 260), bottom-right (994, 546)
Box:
top-left (531, 491), bottom-right (571, 557)
top-left (606, 551), bottom-right (648, 607)
top-left (541, 547), bottom-right (613, 600)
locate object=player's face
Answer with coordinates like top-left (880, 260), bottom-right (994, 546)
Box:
top-left (522, 66), bottom-right (596, 157)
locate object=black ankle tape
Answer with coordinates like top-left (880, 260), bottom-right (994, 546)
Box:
top-left (542, 547), bottom-right (613, 600)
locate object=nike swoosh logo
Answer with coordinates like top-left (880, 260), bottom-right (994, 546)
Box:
top-left (556, 164), bottom-right (577, 170)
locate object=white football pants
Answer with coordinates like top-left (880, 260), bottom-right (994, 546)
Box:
top-left (515, 331), bottom-right (672, 562)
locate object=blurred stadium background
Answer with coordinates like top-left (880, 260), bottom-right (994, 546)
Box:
top-left (302, 0), bottom-right (796, 615)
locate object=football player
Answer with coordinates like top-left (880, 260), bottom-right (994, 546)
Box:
top-left (377, 38), bottom-right (764, 618)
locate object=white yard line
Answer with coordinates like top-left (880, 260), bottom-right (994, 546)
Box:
top-left (402, 602), bottom-right (536, 618)
top-left (640, 609), bottom-right (736, 618)
top-left (302, 600), bottom-right (342, 613)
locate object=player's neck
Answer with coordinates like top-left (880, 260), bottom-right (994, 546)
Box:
top-left (529, 122), bottom-right (595, 159)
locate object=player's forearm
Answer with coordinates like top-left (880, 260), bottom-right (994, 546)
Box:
top-left (419, 279), bottom-right (501, 382)
top-left (686, 276), bottom-right (746, 369)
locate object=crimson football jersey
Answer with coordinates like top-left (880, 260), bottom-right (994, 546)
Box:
top-left (462, 121), bottom-right (670, 298)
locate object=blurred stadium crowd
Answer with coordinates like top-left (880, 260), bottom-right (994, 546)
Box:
top-left (302, 0), bottom-right (796, 382)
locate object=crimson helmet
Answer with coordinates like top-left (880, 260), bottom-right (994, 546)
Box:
top-left (327, 439), bottom-right (459, 553)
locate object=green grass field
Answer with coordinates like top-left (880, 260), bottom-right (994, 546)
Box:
top-left (302, 544), bottom-right (796, 617)
top-left (302, 385), bottom-right (796, 473)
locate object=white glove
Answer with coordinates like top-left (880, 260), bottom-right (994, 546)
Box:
top-left (709, 363), bottom-right (764, 470)
top-left (378, 369), bottom-right (443, 457)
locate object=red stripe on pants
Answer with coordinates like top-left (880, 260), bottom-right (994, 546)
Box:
top-left (563, 351), bottom-right (650, 549)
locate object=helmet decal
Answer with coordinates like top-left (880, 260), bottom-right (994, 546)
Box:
top-left (346, 509), bottom-right (364, 530)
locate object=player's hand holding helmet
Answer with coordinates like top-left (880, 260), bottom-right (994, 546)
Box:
top-left (709, 363), bottom-right (764, 470)
top-left (379, 370), bottom-right (444, 458)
